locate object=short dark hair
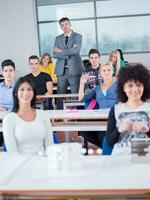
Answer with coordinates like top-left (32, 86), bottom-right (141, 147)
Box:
top-left (12, 77), bottom-right (36, 112)
top-left (28, 55), bottom-right (39, 61)
top-left (117, 63), bottom-right (150, 102)
top-left (1, 59), bottom-right (15, 70)
top-left (88, 49), bottom-right (100, 57)
top-left (59, 17), bottom-right (70, 24)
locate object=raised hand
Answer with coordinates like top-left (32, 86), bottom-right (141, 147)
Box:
top-left (80, 74), bottom-right (89, 84)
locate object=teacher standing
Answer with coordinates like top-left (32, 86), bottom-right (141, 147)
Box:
top-left (53, 17), bottom-right (84, 109)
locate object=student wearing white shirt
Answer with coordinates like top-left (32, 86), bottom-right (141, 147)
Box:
top-left (3, 77), bottom-right (54, 155)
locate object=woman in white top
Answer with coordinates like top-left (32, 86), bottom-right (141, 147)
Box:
top-left (3, 77), bottom-right (54, 155)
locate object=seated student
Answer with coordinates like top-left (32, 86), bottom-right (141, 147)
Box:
top-left (108, 49), bottom-right (125, 76)
top-left (81, 49), bottom-right (103, 94)
top-left (26, 55), bottom-right (53, 109)
top-left (0, 59), bottom-right (16, 111)
top-left (39, 53), bottom-right (57, 83)
top-left (3, 77), bottom-right (54, 155)
top-left (78, 63), bottom-right (118, 148)
top-left (0, 59), bottom-right (16, 146)
top-left (106, 64), bottom-right (150, 155)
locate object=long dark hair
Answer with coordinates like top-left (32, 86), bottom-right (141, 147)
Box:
top-left (12, 77), bottom-right (36, 112)
top-left (117, 49), bottom-right (125, 61)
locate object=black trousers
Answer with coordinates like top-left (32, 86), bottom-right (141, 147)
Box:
top-left (56, 69), bottom-right (80, 109)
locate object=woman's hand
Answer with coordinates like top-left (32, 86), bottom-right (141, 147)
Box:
top-left (118, 121), bottom-right (133, 133)
top-left (132, 121), bottom-right (149, 133)
top-left (0, 107), bottom-right (7, 111)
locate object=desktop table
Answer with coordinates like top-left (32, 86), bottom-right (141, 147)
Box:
top-left (36, 93), bottom-right (79, 109)
top-left (48, 109), bottom-right (109, 141)
top-left (0, 110), bottom-right (109, 141)
top-left (36, 93), bottom-right (78, 99)
top-left (0, 152), bottom-right (150, 199)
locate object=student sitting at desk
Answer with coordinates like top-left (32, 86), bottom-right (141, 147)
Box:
top-left (25, 55), bottom-right (53, 109)
top-left (39, 53), bottom-right (57, 83)
top-left (108, 49), bottom-right (125, 77)
top-left (78, 63), bottom-right (118, 148)
top-left (79, 63), bottom-right (118, 109)
top-left (81, 49), bottom-right (103, 94)
top-left (3, 77), bottom-right (54, 155)
top-left (0, 59), bottom-right (16, 111)
top-left (0, 59), bottom-right (16, 146)
top-left (106, 64), bottom-right (150, 155)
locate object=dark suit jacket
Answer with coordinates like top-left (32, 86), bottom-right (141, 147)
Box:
top-left (53, 31), bottom-right (85, 76)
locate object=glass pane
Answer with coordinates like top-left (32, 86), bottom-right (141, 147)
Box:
top-left (98, 16), bottom-right (150, 54)
top-left (39, 20), bottom-right (96, 56)
top-left (71, 20), bottom-right (96, 55)
top-left (38, 23), bottom-right (59, 56)
top-left (37, 2), bottom-right (94, 21)
top-left (96, 0), bottom-right (150, 17)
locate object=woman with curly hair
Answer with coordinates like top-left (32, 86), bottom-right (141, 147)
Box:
top-left (106, 63), bottom-right (150, 155)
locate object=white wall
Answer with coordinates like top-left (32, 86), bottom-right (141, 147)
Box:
top-left (0, 0), bottom-right (39, 78)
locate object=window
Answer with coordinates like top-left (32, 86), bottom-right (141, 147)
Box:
top-left (37, 2), bottom-right (94, 21)
top-left (36, 0), bottom-right (150, 56)
top-left (98, 16), bottom-right (150, 53)
top-left (96, 0), bottom-right (150, 17)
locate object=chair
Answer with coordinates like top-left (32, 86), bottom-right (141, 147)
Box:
top-left (3, 132), bottom-right (59, 151)
top-left (102, 136), bottom-right (112, 155)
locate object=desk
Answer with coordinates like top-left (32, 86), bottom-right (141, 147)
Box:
top-left (36, 93), bottom-right (78, 99)
top-left (37, 93), bottom-right (79, 109)
top-left (0, 153), bottom-right (150, 199)
top-left (0, 110), bottom-right (108, 141)
top-left (48, 109), bottom-right (109, 121)
top-left (0, 109), bottom-right (108, 121)
top-left (48, 109), bottom-right (109, 141)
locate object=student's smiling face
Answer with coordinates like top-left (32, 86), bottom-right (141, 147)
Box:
top-left (100, 64), bottom-right (113, 80)
top-left (29, 59), bottom-right (39, 73)
top-left (2, 65), bottom-right (15, 83)
top-left (89, 53), bottom-right (100, 69)
top-left (123, 80), bottom-right (144, 101)
top-left (17, 82), bottom-right (34, 105)
top-left (42, 56), bottom-right (49, 67)
top-left (109, 52), bottom-right (117, 64)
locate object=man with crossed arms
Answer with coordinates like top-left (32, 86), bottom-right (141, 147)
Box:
top-left (53, 17), bottom-right (84, 109)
